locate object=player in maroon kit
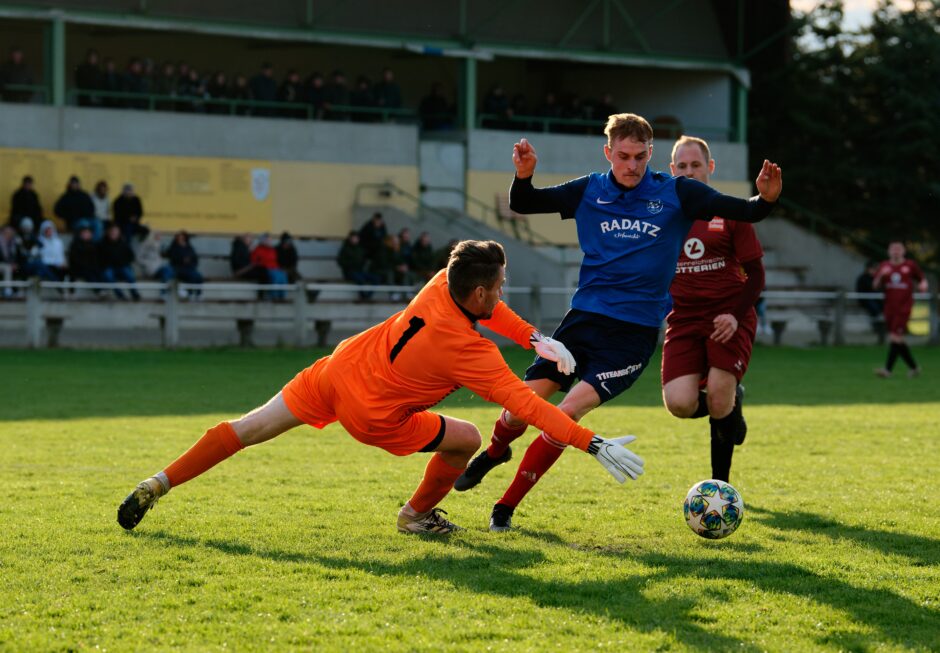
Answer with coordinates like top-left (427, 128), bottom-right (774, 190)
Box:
top-left (873, 241), bottom-right (927, 378)
top-left (661, 136), bottom-right (765, 482)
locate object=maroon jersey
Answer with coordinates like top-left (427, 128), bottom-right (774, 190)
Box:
top-left (877, 259), bottom-right (923, 314)
top-left (670, 217), bottom-right (763, 313)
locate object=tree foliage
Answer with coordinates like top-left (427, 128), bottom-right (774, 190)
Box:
top-left (749, 0), bottom-right (940, 265)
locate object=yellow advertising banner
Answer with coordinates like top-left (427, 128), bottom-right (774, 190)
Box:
top-left (1, 147), bottom-right (273, 233)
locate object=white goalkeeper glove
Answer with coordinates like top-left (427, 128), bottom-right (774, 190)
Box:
top-left (530, 331), bottom-right (576, 375)
top-left (587, 435), bottom-right (644, 483)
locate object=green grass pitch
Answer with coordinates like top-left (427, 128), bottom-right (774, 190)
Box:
top-left (1, 345), bottom-right (938, 651)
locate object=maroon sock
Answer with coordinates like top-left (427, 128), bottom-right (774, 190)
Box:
top-left (498, 433), bottom-right (566, 508)
top-left (486, 409), bottom-right (528, 458)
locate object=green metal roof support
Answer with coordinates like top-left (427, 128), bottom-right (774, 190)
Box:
top-left (461, 56), bottom-right (476, 133)
top-left (734, 78), bottom-right (747, 143)
top-left (43, 15), bottom-right (65, 107)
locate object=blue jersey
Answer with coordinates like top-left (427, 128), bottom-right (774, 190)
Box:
top-left (510, 169), bottom-right (774, 327)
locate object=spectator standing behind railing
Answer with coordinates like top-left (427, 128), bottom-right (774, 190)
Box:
top-left (178, 68), bottom-right (207, 113)
top-left (372, 234), bottom-right (410, 300)
top-left (67, 225), bottom-right (101, 285)
top-left (9, 175), bottom-right (43, 231)
top-left (231, 74), bottom-right (252, 115)
top-left (206, 71), bottom-right (230, 115)
top-left (113, 183), bottom-right (148, 242)
top-left (323, 70), bottom-right (349, 121)
top-left (350, 75), bottom-right (377, 122)
top-left (74, 49), bottom-right (103, 107)
top-left (276, 232), bottom-right (301, 283)
top-left (166, 230), bottom-right (203, 298)
top-left (357, 211), bottom-right (387, 263)
top-left (54, 176), bottom-right (96, 235)
top-left (152, 61), bottom-right (177, 110)
top-left (419, 82), bottom-right (452, 131)
top-left (99, 223), bottom-right (141, 300)
top-left (101, 58), bottom-right (122, 107)
top-left (38, 220), bottom-right (67, 281)
top-left (411, 231), bottom-right (436, 281)
top-left (278, 70), bottom-right (304, 118)
top-left (305, 72), bottom-right (325, 119)
top-left (373, 67), bottom-right (402, 113)
top-left (336, 230), bottom-right (380, 300)
top-left (123, 58), bottom-right (150, 109)
top-left (0, 46), bottom-right (33, 103)
top-left (249, 62), bottom-right (277, 116)
top-left (250, 233), bottom-right (288, 299)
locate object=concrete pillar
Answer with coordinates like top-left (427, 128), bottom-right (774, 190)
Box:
top-left (163, 280), bottom-right (179, 348)
top-left (294, 282), bottom-right (309, 346)
top-left (25, 277), bottom-right (42, 348)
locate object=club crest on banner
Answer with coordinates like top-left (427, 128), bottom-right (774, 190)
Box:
top-left (647, 199), bottom-right (663, 215)
top-left (251, 168), bottom-right (270, 201)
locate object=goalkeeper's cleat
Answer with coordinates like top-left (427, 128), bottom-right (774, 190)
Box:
top-left (453, 447), bottom-right (513, 492)
top-left (117, 477), bottom-right (165, 530)
top-left (397, 507), bottom-right (461, 534)
top-left (489, 503), bottom-right (514, 532)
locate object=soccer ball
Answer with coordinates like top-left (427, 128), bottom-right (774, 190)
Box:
top-left (683, 479), bottom-right (744, 539)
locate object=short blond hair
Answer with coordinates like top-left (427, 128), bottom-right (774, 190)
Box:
top-left (671, 135), bottom-right (711, 163)
top-left (604, 113), bottom-right (653, 146)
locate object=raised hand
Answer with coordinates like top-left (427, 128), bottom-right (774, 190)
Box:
top-left (512, 138), bottom-right (538, 179)
top-left (756, 160), bottom-right (783, 202)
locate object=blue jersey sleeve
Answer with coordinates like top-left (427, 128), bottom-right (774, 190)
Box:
top-left (509, 175), bottom-right (590, 220)
top-left (675, 176), bottom-right (775, 223)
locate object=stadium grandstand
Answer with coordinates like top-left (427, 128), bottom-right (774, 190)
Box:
top-left (0, 0), bottom-right (934, 347)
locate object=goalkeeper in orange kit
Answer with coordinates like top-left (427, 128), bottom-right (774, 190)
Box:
top-left (118, 240), bottom-right (645, 534)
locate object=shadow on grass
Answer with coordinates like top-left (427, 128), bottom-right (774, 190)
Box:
top-left (136, 527), bottom-right (940, 651)
top-left (750, 504), bottom-right (940, 567)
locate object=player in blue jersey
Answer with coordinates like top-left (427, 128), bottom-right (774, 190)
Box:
top-left (453, 113), bottom-right (782, 531)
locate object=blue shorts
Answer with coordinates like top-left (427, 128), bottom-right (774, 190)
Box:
top-left (525, 309), bottom-right (659, 403)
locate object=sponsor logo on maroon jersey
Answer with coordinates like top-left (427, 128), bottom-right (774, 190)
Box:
top-left (707, 218), bottom-right (725, 232)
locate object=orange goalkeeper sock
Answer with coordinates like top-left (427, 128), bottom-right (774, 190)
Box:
top-left (162, 422), bottom-right (244, 488)
top-left (407, 453), bottom-right (465, 514)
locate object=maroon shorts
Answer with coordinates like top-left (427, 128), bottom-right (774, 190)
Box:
top-left (884, 304), bottom-right (912, 336)
top-left (661, 309), bottom-right (757, 385)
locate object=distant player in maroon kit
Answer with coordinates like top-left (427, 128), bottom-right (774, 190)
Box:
top-left (873, 241), bottom-right (927, 378)
top-left (661, 136), bottom-right (765, 482)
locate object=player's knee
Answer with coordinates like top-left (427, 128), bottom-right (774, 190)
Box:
top-left (663, 391), bottom-right (697, 418)
top-left (454, 419), bottom-right (481, 453)
top-left (706, 389), bottom-right (735, 419)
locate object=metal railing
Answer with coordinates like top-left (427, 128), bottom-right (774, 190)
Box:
top-left (1, 279), bottom-right (936, 349)
top-left (475, 113), bottom-right (734, 140)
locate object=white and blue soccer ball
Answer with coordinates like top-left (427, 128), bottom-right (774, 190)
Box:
top-left (683, 479), bottom-right (744, 539)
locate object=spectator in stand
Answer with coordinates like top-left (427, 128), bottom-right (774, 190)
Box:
top-left (0, 224), bottom-right (21, 294)
top-left (323, 70), bottom-right (350, 121)
top-left (38, 219), bottom-right (67, 280)
top-left (336, 230), bottom-right (380, 300)
top-left (99, 223), bottom-right (141, 300)
top-left (206, 71), bottom-right (230, 114)
top-left (357, 211), bottom-right (387, 263)
top-left (482, 84), bottom-right (512, 130)
top-left (250, 233), bottom-right (288, 299)
top-left (101, 58), bottom-right (123, 108)
top-left (856, 260), bottom-right (885, 340)
top-left (535, 91), bottom-right (562, 132)
top-left (113, 183), bottom-right (147, 242)
top-left (16, 217), bottom-right (54, 280)
top-left (249, 62), bottom-right (277, 116)
top-left (278, 69), bottom-right (304, 118)
top-left (137, 231), bottom-right (174, 285)
top-left (230, 233), bottom-right (267, 283)
top-left (350, 75), bottom-right (377, 122)
top-left (372, 234), bottom-right (410, 299)
top-left (231, 74), bottom-right (251, 115)
top-left (91, 180), bottom-right (110, 231)
top-left (411, 231), bottom-right (436, 281)
top-left (594, 93), bottom-right (618, 121)
top-left (74, 49), bottom-right (103, 107)
top-left (276, 232), bottom-right (301, 283)
top-left (178, 68), bottom-right (207, 113)
top-left (67, 225), bottom-right (101, 284)
top-left (398, 228), bottom-right (414, 268)
top-left (305, 72), bottom-right (326, 119)
top-left (166, 230), bottom-right (203, 298)
top-left (9, 175), bottom-right (43, 231)
top-left (0, 46), bottom-right (34, 103)
top-left (123, 57), bottom-right (150, 109)
top-left (373, 67), bottom-right (402, 115)
top-left (54, 176), bottom-right (96, 234)
top-left (152, 61), bottom-right (177, 110)
top-left (419, 82), bottom-right (453, 131)
top-left (176, 61), bottom-right (191, 90)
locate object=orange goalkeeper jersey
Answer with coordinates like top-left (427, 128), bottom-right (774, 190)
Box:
top-left (325, 270), bottom-right (595, 451)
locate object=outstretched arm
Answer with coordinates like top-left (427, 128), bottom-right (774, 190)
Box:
top-left (480, 302), bottom-right (576, 375)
